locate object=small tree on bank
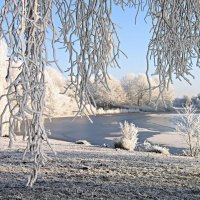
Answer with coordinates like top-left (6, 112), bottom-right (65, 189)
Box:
top-left (176, 104), bottom-right (200, 157)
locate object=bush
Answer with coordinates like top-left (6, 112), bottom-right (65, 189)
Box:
top-left (114, 121), bottom-right (138, 150)
top-left (143, 141), bottom-right (170, 155)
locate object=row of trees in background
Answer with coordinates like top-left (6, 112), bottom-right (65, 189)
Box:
top-left (45, 69), bottom-right (176, 115)
top-left (45, 69), bottom-right (200, 114)
top-left (174, 95), bottom-right (200, 108)
top-left (90, 74), bottom-right (175, 110)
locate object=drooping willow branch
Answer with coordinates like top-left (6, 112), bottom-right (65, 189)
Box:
top-left (0, 0), bottom-right (55, 186)
top-left (145, 0), bottom-right (200, 104)
top-left (54, 0), bottom-right (140, 117)
top-left (0, 0), bottom-right (199, 186)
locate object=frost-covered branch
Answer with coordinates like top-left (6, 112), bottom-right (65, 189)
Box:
top-left (0, 0), bottom-right (55, 186)
top-left (145, 0), bottom-right (200, 100)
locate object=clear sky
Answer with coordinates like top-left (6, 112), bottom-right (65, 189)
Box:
top-left (0, 2), bottom-right (199, 98)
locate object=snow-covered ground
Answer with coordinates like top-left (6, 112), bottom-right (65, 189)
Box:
top-left (0, 136), bottom-right (200, 199)
top-left (148, 132), bottom-right (187, 149)
top-left (0, 113), bottom-right (199, 199)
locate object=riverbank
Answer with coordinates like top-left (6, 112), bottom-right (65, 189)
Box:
top-left (0, 136), bottom-right (200, 199)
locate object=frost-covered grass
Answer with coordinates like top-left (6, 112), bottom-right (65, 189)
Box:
top-left (0, 136), bottom-right (200, 199)
top-left (114, 121), bottom-right (138, 150)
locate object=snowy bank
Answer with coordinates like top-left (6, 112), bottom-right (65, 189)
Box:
top-left (0, 136), bottom-right (200, 199)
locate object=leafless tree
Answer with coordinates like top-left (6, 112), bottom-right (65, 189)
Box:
top-left (176, 103), bottom-right (200, 157)
top-left (0, 0), bottom-right (199, 186)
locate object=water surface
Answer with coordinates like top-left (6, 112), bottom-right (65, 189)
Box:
top-left (45, 112), bottom-right (183, 154)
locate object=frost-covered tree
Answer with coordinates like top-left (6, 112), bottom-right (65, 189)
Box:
top-left (90, 76), bottom-right (126, 109)
top-left (44, 68), bottom-right (78, 117)
top-left (183, 95), bottom-right (192, 106)
top-left (121, 74), bottom-right (175, 108)
top-left (121, 74), bottom-right (137, 106)
top-left (151, 78), bottom-right (175, 109)
top-left (133, 74), bottom-right (150, 106)
top-left (121, 74), bottom-right (150, 106)
top-left (0, 0), bottom-right (199, 186)
top-left (195, 96), bottom-right (200, 108)
top-left (176, 104), bottom-right (200, 157)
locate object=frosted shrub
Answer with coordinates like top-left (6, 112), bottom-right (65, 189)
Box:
top-left (144, 141), bottom-right (170, 155)
top-left (96, 108), bottom-right (121, 115)
top-left (114, 121), bottom-right (138, 150)
top-left (176, 104), bottom-right (200, 157)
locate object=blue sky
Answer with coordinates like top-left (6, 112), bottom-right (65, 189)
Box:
top-left (109, 6), bottom-right (151, 77)
top-left (0, 2), bottom-right (199, 97)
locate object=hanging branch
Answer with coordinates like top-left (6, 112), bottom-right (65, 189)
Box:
top-left (144, 0), bottom-right (200, 104)
top-left (0, 0), bottom-right (55, 186)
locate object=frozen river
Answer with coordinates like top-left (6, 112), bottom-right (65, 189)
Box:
top-left (45, 112), bottom-right (186, 154)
